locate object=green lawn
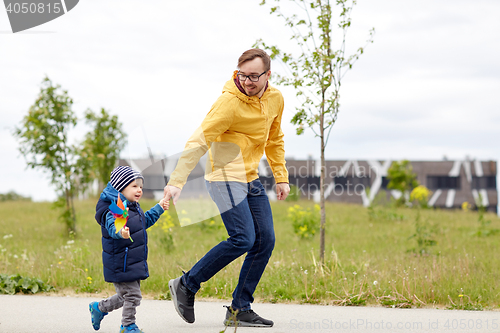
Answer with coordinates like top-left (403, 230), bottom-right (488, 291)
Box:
top-left (1, 199), bottom-right (499, 310)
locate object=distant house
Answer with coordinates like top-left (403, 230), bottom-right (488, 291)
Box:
top-left (119, 157), bottom-right (498, 213)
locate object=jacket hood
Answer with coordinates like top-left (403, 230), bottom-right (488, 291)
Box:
top-left (100, 182), bottom-right (129, 205)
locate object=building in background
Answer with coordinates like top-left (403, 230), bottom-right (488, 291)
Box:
top-left (279, 158), bottom-right (497, 213)
top-left (119, 157), bottom-right (498, 213)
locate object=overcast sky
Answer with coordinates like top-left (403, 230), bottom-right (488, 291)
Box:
top-left (1, 0), bottom-right (499, 203)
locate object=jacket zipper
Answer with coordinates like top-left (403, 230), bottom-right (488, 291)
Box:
top-left (137, 206), bottom-right (149, 277)
top-left (123, 247), bottom-right (128, 272)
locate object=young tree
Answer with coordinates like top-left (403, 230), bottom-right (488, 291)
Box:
top-left (14, 77), bottom-right (78, 235)
top-left (79, 108), bottom-right (127, 192)
top-left (256, 0), bottom-right (374, 262)
top-left (387, 160), bottom-right (419, 206)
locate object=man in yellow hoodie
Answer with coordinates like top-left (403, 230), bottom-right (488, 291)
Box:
top-left (164, 49), bottom-right (289, 328)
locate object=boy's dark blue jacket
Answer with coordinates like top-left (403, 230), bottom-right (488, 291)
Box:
top-left (95, 183), bottom-right (163, 283)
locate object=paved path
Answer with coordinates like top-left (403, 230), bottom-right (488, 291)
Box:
top-left (0, 295), bottom-right (499, 333)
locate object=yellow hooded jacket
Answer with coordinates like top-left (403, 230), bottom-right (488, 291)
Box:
top-left (168, 71), bottom-right (288, 189)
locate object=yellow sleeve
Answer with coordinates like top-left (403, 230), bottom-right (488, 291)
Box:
top-left (168, 95), bottom-right (236, 189)
top-left (265, 97), bottom-right (289, 183)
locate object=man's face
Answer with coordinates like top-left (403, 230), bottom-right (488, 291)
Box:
top-left (121, 179), bottom-right (143, 202)
top-left (238, 57), bottom-right (270, 97)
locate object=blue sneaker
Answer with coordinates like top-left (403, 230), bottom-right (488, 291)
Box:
top-left (119, 323), bottom-right (144, 333)
top-left (89, 301), bottom-right (108, 331)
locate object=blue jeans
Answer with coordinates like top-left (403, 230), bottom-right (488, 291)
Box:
top-left (182, 179), bottom-right (275, 311)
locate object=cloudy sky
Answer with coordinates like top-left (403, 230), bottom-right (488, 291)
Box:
top-left (1, 0), bottom-right (499, 203)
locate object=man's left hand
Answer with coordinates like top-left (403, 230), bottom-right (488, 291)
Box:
top-left (276, 183), bottom-right (290, 201)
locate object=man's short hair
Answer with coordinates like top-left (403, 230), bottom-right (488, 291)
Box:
top-left (238, 49), bottom-right (271, 72)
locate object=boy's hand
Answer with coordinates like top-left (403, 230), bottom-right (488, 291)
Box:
top-left (120, 226), bottom-right (130, 239)
top-left (159, 198), bottom-right (169, 210)
top-left (163, 185), bottom-right (182, 207)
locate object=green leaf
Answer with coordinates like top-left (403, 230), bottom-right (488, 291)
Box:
top-left (30, 283), bottom-right (39, 294)
top-left (21, 279), bottom-right (31, 290)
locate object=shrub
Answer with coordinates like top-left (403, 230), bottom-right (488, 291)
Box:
top-left (150, 212), bottom-right (176, 253)
top-left (288, 204), bottom-right (320, 239)
top-left (410, 185), bottom-right (431, 208)
top-left (387, 160), bottom-right (419, 206)
top-left (0, 274), bottom-right (54, 295)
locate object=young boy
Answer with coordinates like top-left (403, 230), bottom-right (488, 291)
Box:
top-left (89, 166), bottom-right (168, 333)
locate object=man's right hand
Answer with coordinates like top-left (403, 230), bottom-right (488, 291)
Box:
top-left (163, 185), bottom-right (182, 208)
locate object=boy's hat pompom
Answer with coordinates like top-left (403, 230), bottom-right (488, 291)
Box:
top-left (110, 166), bottom-right (144, 192)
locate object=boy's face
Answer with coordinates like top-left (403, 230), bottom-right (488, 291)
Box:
top-left (121, 179), bottom-right (143, 202)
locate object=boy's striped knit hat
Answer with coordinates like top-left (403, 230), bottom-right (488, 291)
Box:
top-left (110, 166), bottom-right (144, 192)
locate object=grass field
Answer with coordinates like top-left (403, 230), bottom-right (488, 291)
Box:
top-left (1, 199), bottom-right (499, 310)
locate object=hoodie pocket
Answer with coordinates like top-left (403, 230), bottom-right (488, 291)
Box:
top-left (123, 247), bottom-right (129, 272)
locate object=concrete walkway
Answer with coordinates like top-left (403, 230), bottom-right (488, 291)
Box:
top-left (0, 295), bottom-right (498, 333)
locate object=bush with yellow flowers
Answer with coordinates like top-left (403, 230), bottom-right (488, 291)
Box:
top-left (288, 204), bottom-right (320, 239)
top-left (410, 185), bottom-right (431, 208)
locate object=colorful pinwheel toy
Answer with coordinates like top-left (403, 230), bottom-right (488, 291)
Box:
top-left (109, 195), bottom-right (133, 242)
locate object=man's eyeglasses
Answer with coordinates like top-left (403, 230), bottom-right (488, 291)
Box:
top-left (237, 71), bottom-right (267, 82)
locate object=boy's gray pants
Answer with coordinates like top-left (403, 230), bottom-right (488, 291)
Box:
top-left (98, 280), bottom-right (142, 327)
